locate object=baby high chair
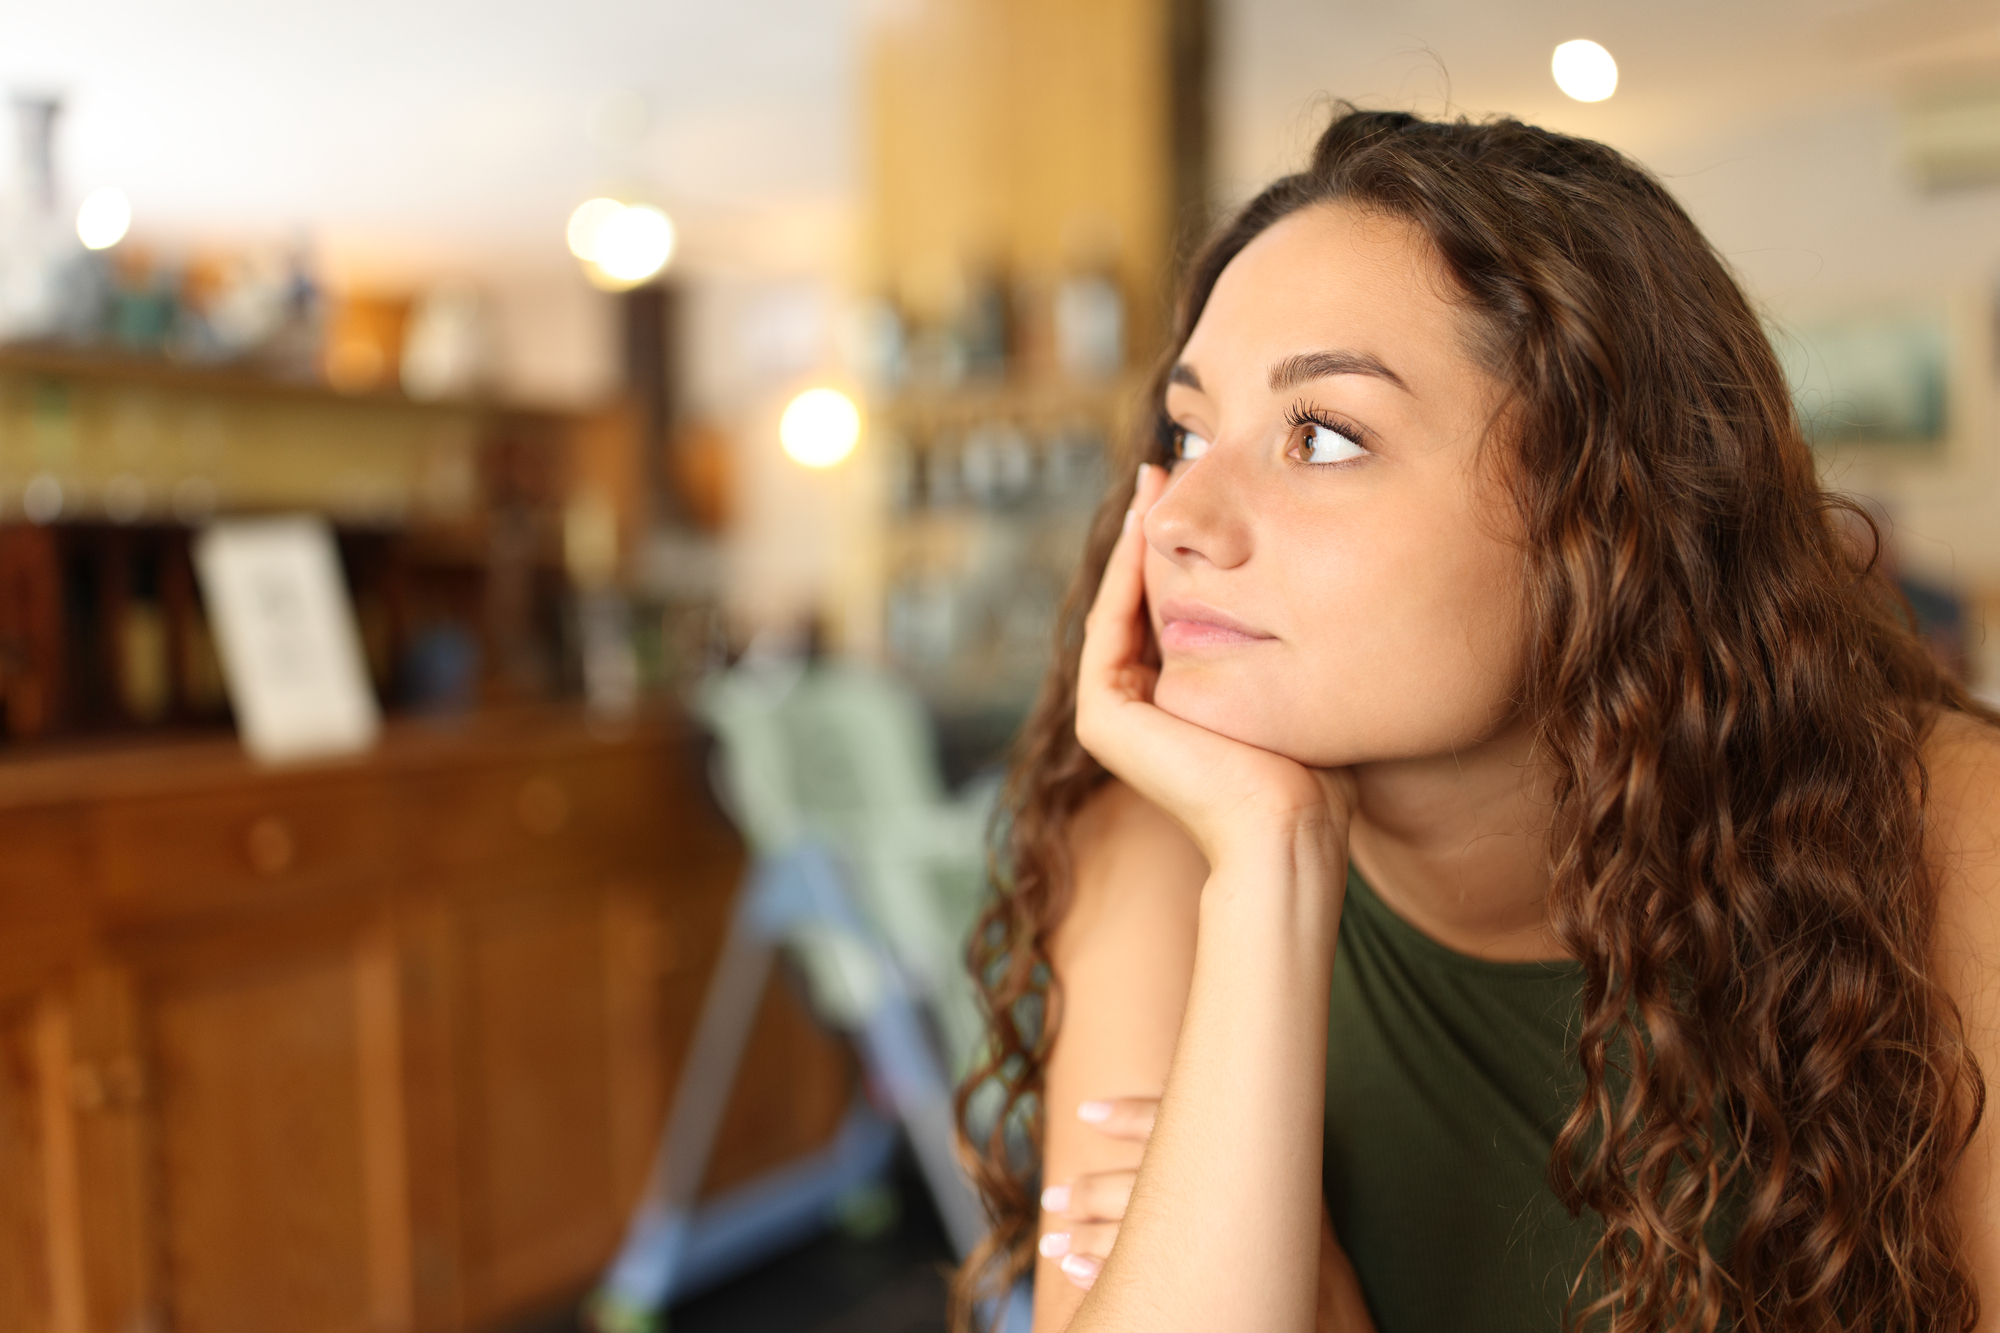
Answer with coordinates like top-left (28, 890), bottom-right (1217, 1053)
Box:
top-left (588, 654), bottom-right (1027, 1332)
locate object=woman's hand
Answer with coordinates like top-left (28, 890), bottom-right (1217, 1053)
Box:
top-left (1038, 1093), bottom-right (1381, 1332)
top-left (1037, 1097), bottom-right (1159, 1292)
top-left (1075, 464), bottom-right (1355, 867)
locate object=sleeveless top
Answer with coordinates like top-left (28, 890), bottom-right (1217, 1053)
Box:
top-left (1324, 866), bottom-right (1596, 1332)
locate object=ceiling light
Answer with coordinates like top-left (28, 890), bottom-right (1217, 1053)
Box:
top-left (567, 198), bottom-right (676, 290)
top-left (594, 206), bottom-right (675, 283)
top-left (76, 187), bottom-right (131, 249)
top-left (1552, 40), bottom-right (1618, 103)
top-left (780, 388), bottom-right (861, 469)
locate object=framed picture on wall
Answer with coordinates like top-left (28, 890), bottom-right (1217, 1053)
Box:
top-left (1772, 301), bottom-right (1951, 452)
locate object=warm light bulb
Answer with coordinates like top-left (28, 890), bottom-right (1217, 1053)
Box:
top-left (566, 197), bottom-right (624, 261)
top-left (593, 205), bottom-right (675, 283)
top-left (568, 198), bottom-right (676, 289)
top-left (76, 187), bottom-right (131, 249)
top-left (780, 388), bottom-right (861, 469)
top-left (1552, 40), bottom-right (1618, 102)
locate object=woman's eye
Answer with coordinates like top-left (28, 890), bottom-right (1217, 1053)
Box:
top-left (1174, 429), bottom-right (1210, 462)
top-left (1297, 422), bottom-right (1367, 465)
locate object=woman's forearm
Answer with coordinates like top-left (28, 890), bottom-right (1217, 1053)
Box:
top-left (1069, 822), bottom-right (1346, 1332)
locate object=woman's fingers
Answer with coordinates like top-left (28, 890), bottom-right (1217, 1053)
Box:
top-left (1039, 1091), bottom-right (1163, 1293)
top-left (1039, 1220), bottom-right (1121, 1257)
top-left (1079, 463), bottom-right (1165, 690)
top-left (1043, 1169), bottom-right (1136, 1223)
top-left (1077, 1095), bottom-right (1160, 1142)
top-left (1038, 1218), bottom-right (1121, 1290)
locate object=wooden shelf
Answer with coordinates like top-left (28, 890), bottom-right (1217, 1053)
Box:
top-left (0, 342), bottom-right (477, 412)
top-left (0, 342), bottom-right (593, 421)
top-left (0, 704), bottom-right (663, 808)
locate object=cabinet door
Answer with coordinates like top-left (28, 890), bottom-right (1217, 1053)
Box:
top-left (437, 868), bottom-right (859, 1330)
top-left (446, 878), bottom-right (629, 1325)
top-left (130, 909), bottom-right (412, 1333)
top-left (0, 999), bottom-right (57, 1333)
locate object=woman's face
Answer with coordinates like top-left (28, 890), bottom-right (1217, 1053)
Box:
top-left (1145, 202), bottom-right (1527, 769)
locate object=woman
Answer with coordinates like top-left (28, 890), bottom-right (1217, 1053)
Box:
top-left (952, 106), bottom-right (2000, 1333)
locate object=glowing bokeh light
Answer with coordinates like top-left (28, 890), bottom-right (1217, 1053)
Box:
top-left (1552, 40), bottom-right (1618, 102)
top-left (566, 197), bottom-right (624, 260)
top-left (76, 187), bottom-right (131, 249)
top-left (567, 198), bottom-right (676, 289)
top-left (593, 205), bottom-right (675, 283)
top-left (780, 388), bottom-right (861, 469)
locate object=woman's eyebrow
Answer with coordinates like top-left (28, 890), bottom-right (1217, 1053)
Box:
top-left (1268, 349), bottom-right (1408, 394)
top-left (1168, 363), bottom-right (1203, 390)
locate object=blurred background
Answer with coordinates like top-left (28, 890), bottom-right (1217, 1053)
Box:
top-left (1, 2), bottom-right (1998, 1332)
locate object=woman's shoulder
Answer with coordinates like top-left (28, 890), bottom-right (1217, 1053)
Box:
top-left (1924, 708), bottom-right (2000, 856)
top-left (1922, 709), bottom-right (2000, 1300)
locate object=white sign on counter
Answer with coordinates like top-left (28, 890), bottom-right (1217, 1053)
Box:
top-left (193, 516), bottom-right (381, 763)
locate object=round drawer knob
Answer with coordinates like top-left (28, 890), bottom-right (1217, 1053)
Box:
top-left (245, 816), bottom-right (297, 876)
top-left (516, 778), bottom-right (570, 836)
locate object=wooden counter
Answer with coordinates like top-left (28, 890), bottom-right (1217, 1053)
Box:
top-left (0, 709), bottom-right (855, 1333)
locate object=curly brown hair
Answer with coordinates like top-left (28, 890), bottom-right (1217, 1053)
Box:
top-left (951, 105), bottom-right (1993, 1331)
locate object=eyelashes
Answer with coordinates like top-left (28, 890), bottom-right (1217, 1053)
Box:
top-left (1153, 410), bottom-right (1184, 465)
top-left (1282, 399), bottom-right (1371, 453)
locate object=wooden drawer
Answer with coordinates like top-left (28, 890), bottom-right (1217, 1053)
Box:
top-left (402, 748), bottom-right (670, 885)
top-left (0, 805), bottom-right (91, 924)
top-left (0, 806), bottom-right (93, 994)
top-left (91, 778), bottom-right (393, 923)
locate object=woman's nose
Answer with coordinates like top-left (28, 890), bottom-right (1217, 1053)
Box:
top-left (1143, 452), bottom-right (1253, 571)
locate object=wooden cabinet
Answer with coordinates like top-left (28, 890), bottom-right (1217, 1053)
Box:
top-left (0, 711), bottom-right (855, 1333)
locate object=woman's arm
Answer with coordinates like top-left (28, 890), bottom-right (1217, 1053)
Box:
top-left (1067, 822), bottom-right (1345, 1332)
top-left (1036, 783), bottom-right (1381, 1333)
top-left (1063, 465), bottom-right (1357, 1333)
top-left (1033, 782), bottom-right (1206, 1331)
top-left (1926, 712), bottom-right (2000, 1327)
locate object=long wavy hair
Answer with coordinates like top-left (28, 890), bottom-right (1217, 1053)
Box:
top-left (950, 106), bottom-right (1992, 1331)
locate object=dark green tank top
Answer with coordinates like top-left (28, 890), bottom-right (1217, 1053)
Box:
top-left (1324, 866), bottom-right (1596, 1332)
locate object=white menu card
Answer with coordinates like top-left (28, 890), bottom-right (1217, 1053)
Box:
top-left (193, 516), bottom-right (381, 763)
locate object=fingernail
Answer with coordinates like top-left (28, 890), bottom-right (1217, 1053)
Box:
top-left (1122, 507), bottom-right (1136, 534)
top-left (1077, 1100), bottom-right (1112, 1123)
top-left (1060, 1253), bottom-right (1102, 1287)
top-left (1041, 1184), bottom-right (1071, 1213)
top-left (1136, 462), bottom-right (1149, 486)
top-left (1038, 1231), bottom-right (1071, 1258)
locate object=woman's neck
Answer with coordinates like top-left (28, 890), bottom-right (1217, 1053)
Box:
top-left (1344, 716), bottom-right (1567, 962)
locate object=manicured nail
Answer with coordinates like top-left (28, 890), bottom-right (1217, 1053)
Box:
top-left (1123, 507), bottom-right (1136, 534)
top-left (1136, 462), bottom-right (1149, 486)
top-left (1060, 1253), bottom-right (1102, 1287)
top-left (1077, 1100), bottom-right (1112, 1123)
top-left (1041, 1184), bottom-right (1071, 1213)
top-left (1038, 1231), bottom-right (1071, 1258)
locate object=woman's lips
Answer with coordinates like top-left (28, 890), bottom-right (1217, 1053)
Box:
top-left (1155, 599), bottom-right (1276, 651)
